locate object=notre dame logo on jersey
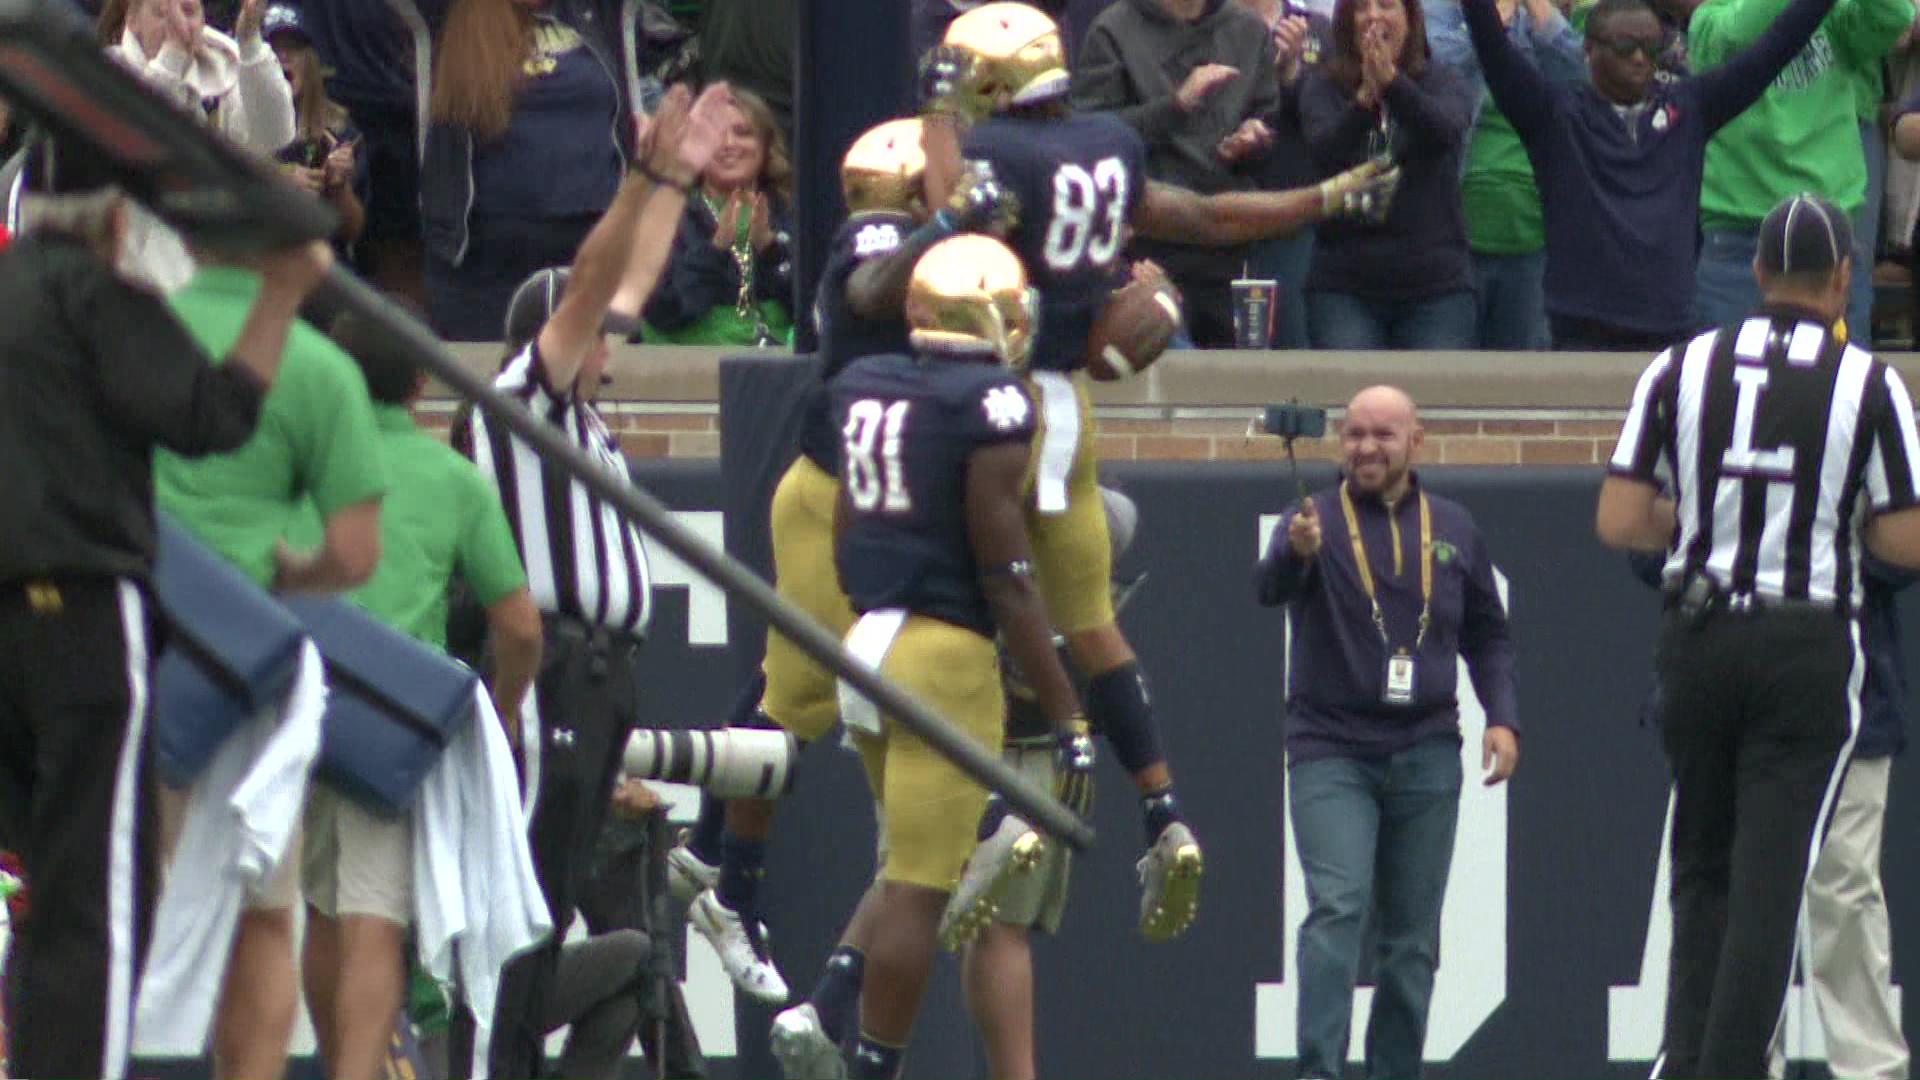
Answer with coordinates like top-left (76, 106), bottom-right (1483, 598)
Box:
top-left (982, 386), bottom-right (1031, 432)
top-left (854, 223), bottom-right (903, 259)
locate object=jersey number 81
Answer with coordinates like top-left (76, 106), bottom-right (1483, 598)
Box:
top-left (1042, 158), bottom-right (1129, 273)
top-left (844, 399), bottom-right (912, 513)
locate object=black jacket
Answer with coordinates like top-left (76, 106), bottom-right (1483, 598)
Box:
top-left (0, 235), bottom-right (265, 584)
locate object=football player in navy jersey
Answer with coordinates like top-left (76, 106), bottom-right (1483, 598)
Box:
top-left (667, 117), bottom-right (1024, 1003)
top-left (824, 233), bottom-right (1094, 1080)
top-left (911, 0), bottom-right (1399, 945)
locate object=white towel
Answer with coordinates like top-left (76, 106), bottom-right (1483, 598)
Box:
top-left (837, 609), bottom-right (908, 737)
top-left (132, 641), bottom-right (326, 1055)
top-left (1030, 371), bottom-right (1079, 515)
top-left (412, 687), bottom-right (553, 1080)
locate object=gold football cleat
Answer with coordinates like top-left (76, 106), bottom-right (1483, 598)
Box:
top-left (938, 827), bottom-right (1046, 952)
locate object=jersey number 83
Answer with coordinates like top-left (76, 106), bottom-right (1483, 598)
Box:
top-left (1042, 158), bottom-right (1129, 274)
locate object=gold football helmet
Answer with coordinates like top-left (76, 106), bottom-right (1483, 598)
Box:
top-left (941, 2), bottom-right (1070, 116)
top-left (906, 234), bottom-right (1037, 368)
top-left (842, 118), bottom-right (929, 217)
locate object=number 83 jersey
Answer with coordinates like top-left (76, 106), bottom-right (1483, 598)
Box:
top-left (962, 112), bottom-right (1148, 373)
top-left (832, 353), bottom-right (1038, 636)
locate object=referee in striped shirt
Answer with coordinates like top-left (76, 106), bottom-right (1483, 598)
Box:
top-left (451, 82), bottom-right (730, 1076)
top-left (1598, 192), bottom-right (1920, 1079)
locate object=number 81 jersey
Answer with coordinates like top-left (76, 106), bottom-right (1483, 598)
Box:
top-left (962, 112), bottom-right (1148, 373)
top-left (832, 353), bottom-right (1038, 636)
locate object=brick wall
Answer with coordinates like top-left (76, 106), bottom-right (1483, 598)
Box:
top-left (416, 406), bottom-right (1628, 464)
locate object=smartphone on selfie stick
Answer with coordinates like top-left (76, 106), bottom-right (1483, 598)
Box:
top-left (1264, 400), bottom-right (1329, 504)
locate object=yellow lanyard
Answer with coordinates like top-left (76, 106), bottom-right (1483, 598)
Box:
top-left (1338, 482), bottom-right (1432, 651)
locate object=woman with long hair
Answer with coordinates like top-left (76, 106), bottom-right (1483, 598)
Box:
top-left (264, 4), bottom-right (366, 255)
top-left (1297, 0), bottom-right (1478, 348)
top-left (641, 88), bottom-right (795, 347)
top-left (421, 0), bottom-right (638, 341)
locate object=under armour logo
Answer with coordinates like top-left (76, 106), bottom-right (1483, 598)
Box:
top-left (982, 386), bottom-right (1030, 431)
top-left (551, 728), bottom-right (577, 748)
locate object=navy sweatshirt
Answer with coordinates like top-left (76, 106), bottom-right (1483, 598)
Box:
top-left (1295, 63), bottom-right (1477, 302)
top-left (1462, 0), bottom-right (1837, 336)
top-left (1255, 475), bottom-right (1518, 762)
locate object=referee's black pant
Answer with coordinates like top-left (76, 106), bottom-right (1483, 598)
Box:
top-left (1655, 607), bottom-right (1858, 1079)
top-left (490, 615), bottom-right (643, 1079)
top-left (0, 577), bottom-right (158, 1079)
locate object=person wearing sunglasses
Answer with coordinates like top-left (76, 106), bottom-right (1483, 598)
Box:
top-left (1456, 0), bottom-right (1844, 350)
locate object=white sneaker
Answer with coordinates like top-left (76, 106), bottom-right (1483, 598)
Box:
top-left (771, 1003), bottom-right (847, 1079)
top-left (937, 813), bottom-right (1045, 952)
top-left (1137, 821), bottom-right (1203, 942)
top-left (691, 889), bottom-right (789, 1003)
top-left (667, 837), bottom-right (720, 906)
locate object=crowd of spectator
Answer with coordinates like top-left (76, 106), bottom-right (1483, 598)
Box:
top-left (12, 0), bottom-right (1920, 350)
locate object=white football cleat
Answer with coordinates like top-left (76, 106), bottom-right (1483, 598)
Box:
top-left (690, 889), bottom-right (789, 1003)
top-left (771, 1002), bottom-right (847, 1079)
top-left (667, 837), bottom-right (720, 906)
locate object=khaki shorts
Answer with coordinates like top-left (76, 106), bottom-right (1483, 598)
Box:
top-left (156, 782), bottom-right (300, 911)
top-left (991, 738), bottom-right (1073, 934)
top-left (761, 456), bottom-right (858, 742)
top-left (851, 616), bottom-right (1005, 892)
top-left (302, 783), bottom-right (412, 923)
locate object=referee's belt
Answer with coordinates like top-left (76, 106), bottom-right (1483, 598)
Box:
top-left (1663, 575), bottom-right (1844, 621)
top-left (542, 611), bottom-right (644, 659)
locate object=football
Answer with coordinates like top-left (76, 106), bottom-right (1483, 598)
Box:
top-left (1084, 278), bottom-right (1183, 381)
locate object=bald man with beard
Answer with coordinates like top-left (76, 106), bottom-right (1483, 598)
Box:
top-left (1253, 385), bottom-right (1520, 1080)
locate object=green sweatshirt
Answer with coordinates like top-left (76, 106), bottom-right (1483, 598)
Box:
top-left (1692, 0), bottom-right (1912, 225)
top-left (1462, 99), bottom-right (1545, 255)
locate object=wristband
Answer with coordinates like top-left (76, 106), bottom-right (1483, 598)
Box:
top-left (633, 158), bottom-right (693, 194)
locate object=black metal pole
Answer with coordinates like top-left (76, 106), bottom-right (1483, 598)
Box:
top-left (318, 269), bottom-right (1094, 851)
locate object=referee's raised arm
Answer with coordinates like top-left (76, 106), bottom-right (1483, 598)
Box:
top-left (534, 82), bottom-right (733, 391)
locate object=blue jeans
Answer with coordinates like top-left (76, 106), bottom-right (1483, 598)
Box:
top-left (1854, 118), bottom-right (1885, 342)
top-left (1306, 290), bottom-right (1477, 350)
top-left (1697, 217), bottom-right (1873, 336)
top-left (1290, 735), bottom-right (1463, 1080)
top-left (1248, 230), bottom-right (1317, 349)
top-left (1471, 250), bottom-right (1549, 350)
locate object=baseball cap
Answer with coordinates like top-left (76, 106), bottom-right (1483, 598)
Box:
top-left (1756, 193), bottom-right (1853, 277)
top-left (501, 267), bottom-right (638, 354)
top-left (261, 4), bottom-right (308, 44)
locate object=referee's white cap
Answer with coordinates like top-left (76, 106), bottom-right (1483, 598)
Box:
top-left (1757, 192), bottom-right (1853, 277)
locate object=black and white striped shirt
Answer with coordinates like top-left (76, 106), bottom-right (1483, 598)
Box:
top-left (455, 345), bottom-right (651, 637)
top-left (1610, 306), bottom-right (1920, 614)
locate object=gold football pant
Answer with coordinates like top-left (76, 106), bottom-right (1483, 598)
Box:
top-left (852, 616), bottom-right (1005, 892)
top-left (1024, 372), bottom-right (1115, 635)
top-left (760, 456), bottom-right (855, 742)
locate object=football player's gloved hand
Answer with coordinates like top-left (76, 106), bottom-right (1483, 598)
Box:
top-left (945, 164), bottom-right (1021, 236)
top-left (1053, 717), bottom-right (1096, 818)
top-left (1316, 156), bottom-right (1400, 225)
top-left (919, 45), bottom-right (983, 123)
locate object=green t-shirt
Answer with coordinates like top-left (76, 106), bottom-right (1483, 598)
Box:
top-left (154, 267), bottom-right (387, 586)
top-left (1692, 0), bottom-right (1912, 226)
top-left (290, 405), bottom-right (526, 649)
top-left (1462, 95), bottom-right (1547, 256)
